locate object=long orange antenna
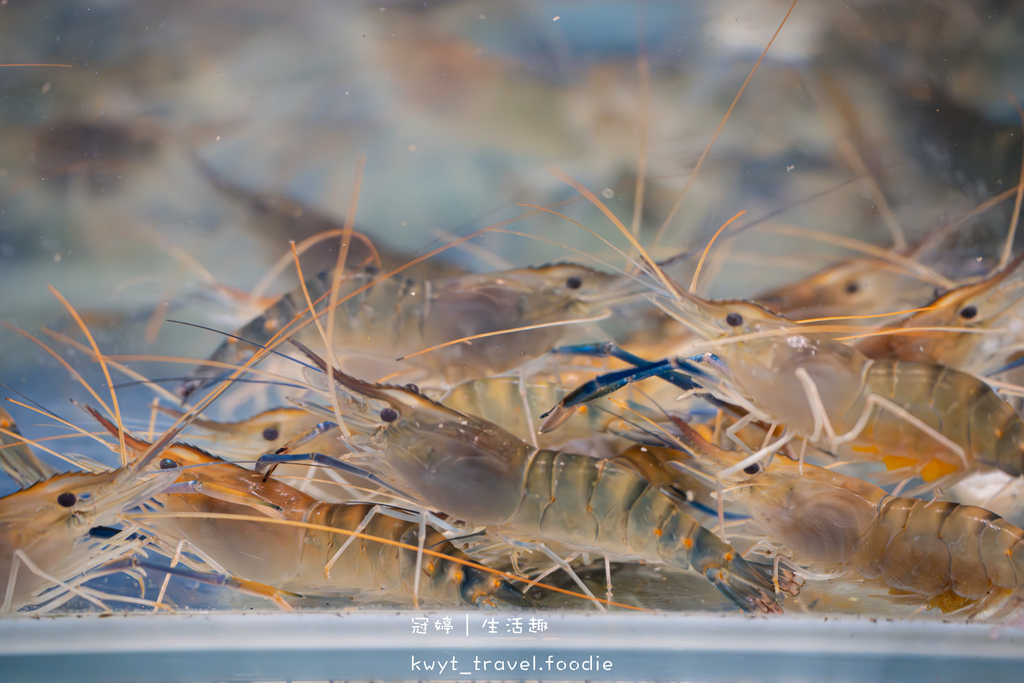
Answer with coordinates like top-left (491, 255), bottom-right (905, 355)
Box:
top-left (999, 95), bottom-right (1024, 270)
top-left (395, 312), bottom-right (611, 362)
top-left (651, 0), bottom-right (800, 249)
top-left (289, 242), bottom-right (351, 438)
top-left (549, 167), bottom-right (681, 299)
top-left (48, 286), bottom-right (129, 466)
top-left (689, 210), bottom-right (746, 294)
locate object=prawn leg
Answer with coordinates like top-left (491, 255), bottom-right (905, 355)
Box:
top-left (496, 535), bottom-right (605, 611)
top-left (99, 557), bottom-right (299, 610)
top-left (539, 344), bottom-right (712, 431)
top-left (550, 342), bottom-right (710, 391)
top-left (4, 549), bottom-right (110, 613)
top-left (253, 451), bottom-right (406, 496)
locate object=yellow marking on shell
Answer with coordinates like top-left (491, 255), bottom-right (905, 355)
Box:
top-left (852, 444), bottom-right (882, 455)
top-left (921, 458), bottom-right (959, 482)
top-left (693, 423), bottom-right (715, 442)
top-left (0, 419), bottom-right (10, 428)
top-left (578, 405), bottom-right (588, 415)
top-left (724, 552), bottom-right (734, 562)
top-left (882, 455), bottom-right (918, 471)
top-left (453, 571), bottom-right (464, 582)
top-left (683, 538), bottom-right (693, 549)
top-left (653, 528), bottom-right (663, 537)
top-left (263, 319), bottom-right (279, 332)
top-left (586, 505), bottom-right (593, 513)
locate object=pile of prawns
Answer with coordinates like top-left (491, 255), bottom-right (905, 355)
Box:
top-left (5, 155), bottom-right (1024, 621)
top-left (6, 4), bottom-right (1024, 620)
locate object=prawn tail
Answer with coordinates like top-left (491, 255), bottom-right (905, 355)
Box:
top-left (689, 526), bottom-right (791, 614)
top-left (490, 579), bottom-right (542, 610)
top-left (743, 557), bottom-right (804, 598)
top-left (457, 566), bottom-right (537, 609)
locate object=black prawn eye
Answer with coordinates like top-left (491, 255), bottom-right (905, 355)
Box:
top-left (405, 383), bottom-right (420, 394)
top-left (960, 305), bottom-right (978, 320)
top-left (565, 276), bottom-right (583, 290)
top-left (159, 458), bottom-right (178, 470)
top-left (380, 407), bottom-right (399, 423)
top-left (262, 427), bottom-right (280, 441)
top-left (57, 492), bottom-right (77, 507)
top-left (726, 312), bottom-right (743, 327)
top-left (743, 463), bottom-right (762, 475)
top-left (845, 281), bottom-right (860, 294)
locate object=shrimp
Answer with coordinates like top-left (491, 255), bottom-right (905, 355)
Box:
top-left (286, 345), bottom-right (800, 613)
top-left (546, 289), bottom-right (1024, 483)
top-left (0, 466), bottom-right (176, 612)
top-left (178, 263), bottom-right (629, 401)
top-left (854, 253), bottom-right (1024, 372)
top-left (755, 256), bottom-right (943, 322)
top-left (0, 406), bottom-right (57, 488)
top-left (87, 409), bottom-right (532, 608)
top-left (670, 418), bottom-right (1024, 616)
top-left (154, 405), bottom-right (329, 459)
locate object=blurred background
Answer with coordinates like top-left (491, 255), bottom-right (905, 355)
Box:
top-left (0, 0), bottom-right (1022, 494)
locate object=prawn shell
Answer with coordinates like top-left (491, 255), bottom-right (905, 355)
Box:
top-left (625, 487), bottom-right (685, 568)
top-left (537, 452), bottom-right (602, 549)
top-left (159, 493), bottom-right (305, 586)
top-left (852, 497), bottom-right (915, 580)
top-left (750, 484), bottom-right (880, 564)
top-left (978, 519), bottom-right (1024, 589)
top-left (985, 413), bottom-right (1024, 478)
top-left (384, 418), bottom-right (533, 526)
top-left (939, 506), bottom-right (1002, 600)
top-left (878, 501), bottom-right (955, 596)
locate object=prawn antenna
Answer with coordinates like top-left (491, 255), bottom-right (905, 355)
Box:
top-left (651, 0), bottom-right (799, 249)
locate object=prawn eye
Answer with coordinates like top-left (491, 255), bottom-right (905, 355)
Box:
top-left (159, 458), bottom-right (178, 470)
top-left (380, 407), bottom-right (399, 423)
top-left (405, 383), bottom-right (420, 394)
top-left (960, 305), bottom-right (978, 319)
top-left (845, 281), bottom-right (860, 294)
top-left (565, 276), bottom-right (583, 290)
top-left (57, 492), bottom-right (77, 507)
top-left (743, 463), bottom-right (762, 475)
top-left (262, 427), bottom-right (280, 441)
top-left (726, 312), bottom-right (743, 327)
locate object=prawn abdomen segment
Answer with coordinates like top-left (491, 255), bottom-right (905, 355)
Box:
top-left (877, 500), bottom-right (957, 596)
top-left (852, 497), bottom-right (914, 580)
top-left (941, 507), bottom-right (1005, 600)
top-left (507, 452), bottom-right (648, 555)
top-left (978, 517), bottom-right (1024, 591)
